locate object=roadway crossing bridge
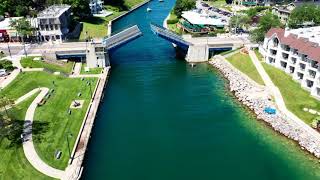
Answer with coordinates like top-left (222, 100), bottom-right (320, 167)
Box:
top-left (150, 23), bottom-right (248, 62)
top-left (33, 25), bottom-right (143, 68)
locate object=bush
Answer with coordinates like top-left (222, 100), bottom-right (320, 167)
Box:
top-left (0, 60), bottom-right (14, 71)
top-left (174, 0), bottom-right (196, 17)
top-left (167, 19), bottom-right (179, 24)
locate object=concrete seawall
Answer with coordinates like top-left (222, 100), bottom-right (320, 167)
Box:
top-left (210, 55), bottom-right (320, 158)
top-left (64, 68), bottom-right (110, 180)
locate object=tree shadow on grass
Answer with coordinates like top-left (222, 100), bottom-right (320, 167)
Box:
top-left (0, 119), bottom-right (49, 148)
top-left (81, 16), bottom-right (106, 25)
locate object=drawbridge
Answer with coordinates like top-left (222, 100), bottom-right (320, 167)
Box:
top-left (150, 23), bottom-right (192, 50)
top-left (55, 25), bottom-right (142, 59)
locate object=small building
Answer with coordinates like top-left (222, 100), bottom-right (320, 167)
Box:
top-left (0, 17), bottom-right (22, 42)
top-left (89, 0), bottom-right (104, 14)
top-left (261, 26), bottom-right (320, 98)
top-left (37, 4), bottom-right (71, 42)
top-left (86, 41), bottom-right (110, 68)
top-left (179, 11), bottom-right (227, 34)
top-left (272, 3), bottom-right (295, 24)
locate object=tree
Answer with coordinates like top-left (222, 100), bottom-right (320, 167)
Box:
top-left (230, 14), bottom-right (250, 31)
top-left (173, 0), bottom-right (196, 17)
top-left (10, 18), bottom-right (34, 40)
top-left (288, 4), bottom-right (320, 28)
top-left (225, 0), bottom-right (233, 4)
top-left (63, 0), bottom-right (91, 17)
top-left (250, 12), bottom-right (282, 42)
top-left (0, 97), bottom-right (14, 119)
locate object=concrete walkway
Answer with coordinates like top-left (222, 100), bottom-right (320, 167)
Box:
top-left (248, 50), bottom-right (320, 140)
top-left (73, 63), bottom-right (82, 76)
top-left (22, 87), bottom-right (65, 179)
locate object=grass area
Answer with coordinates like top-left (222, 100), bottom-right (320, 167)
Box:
top-left (79, 11), bottom-right (125, 39)
top-left (167, 12), bottom-right (183, 34)
top-left (254, 49), bottom-right (264, 61)
top-left (206, 0), bottom-right (227, 8)
top-left (262, 63), bottom-right (320, 124)
top-left (0, 94), bottom-right (52, 179)
top-left (123, 0), bottom-right (146, 8)
top-left (21, 57), bottom-right (74, 74)
top-left (226, 53), bottom-right (265, 85)
top-left (80, 64), bottom-right (103, 74)
top-left (0, 71), bottom-right (97, 170)
top-left (79, 0), bottom-right (146, 40)
top-left (219, 48), bottom-right (240, 56)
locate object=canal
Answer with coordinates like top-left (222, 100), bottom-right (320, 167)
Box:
top-left (82, 0), bottom-right (320, 179)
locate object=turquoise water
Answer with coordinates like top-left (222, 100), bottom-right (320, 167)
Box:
top-left (82, 0), bottom-right (320, 179)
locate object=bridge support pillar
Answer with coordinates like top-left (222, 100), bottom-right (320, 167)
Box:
top-left (186, 45), bottom-right (209, 62)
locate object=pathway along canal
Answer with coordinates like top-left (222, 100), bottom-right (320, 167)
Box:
top-left (82, 1), bottom-right (320, 179)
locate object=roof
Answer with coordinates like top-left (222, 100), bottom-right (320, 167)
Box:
top-left (266, 27), bottom-right (320, 62)
top-left (181, 11), bottom-right (227, 26)
top-left (38, 5), bottom-right (71, 18)
top-left (0, 17), bottom-right (22, 30)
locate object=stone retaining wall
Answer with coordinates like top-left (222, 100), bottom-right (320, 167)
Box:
top-left (210, 56), bottom-right (320, 158)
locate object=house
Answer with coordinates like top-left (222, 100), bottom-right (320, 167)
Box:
top-left (261, 26), bottom-right (320, 98)
top-left (37, 4), bottom-right (71, 42)
top-left (89, 0), bottom-right (104, 14)
top-left (0, 17), bottom-right (22, 42)
top-left (272, 3), bottom-right (295, 23)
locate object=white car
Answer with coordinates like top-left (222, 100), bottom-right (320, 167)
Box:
top-left (0, 69), bottom-right (8, 77)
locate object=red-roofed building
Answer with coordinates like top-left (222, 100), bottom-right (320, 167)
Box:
top-left (261, 27), bottom-right (320, 98)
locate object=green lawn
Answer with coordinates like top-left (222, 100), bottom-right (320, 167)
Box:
top-left (21, 57), bottom-right (74, 74)
top-left (80, 64), bottom-right (103, 74)
top-left (167, 12), bottom-right (183, 34)
top-left (219, 48), bottom-right (240, 56)
top-left (79, 0), bottom-right (146, 40)
top-left (254, 49), bottom-right (264, 61)
top-left (226, 53), bottom-right (265, 85)
top-left (0, 71), bottom-right (97, 170)
top-left (206, 0), bottom-right (228, 8)
top-left (263, 63), bottom-right (320, 124)
top-left (0, 93), bottom-right (52, 179)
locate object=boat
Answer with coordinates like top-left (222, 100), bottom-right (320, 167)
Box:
top-left (159, 0), bottom-right (164, 2)
top-left (147, 7), bottom-right (152, 12)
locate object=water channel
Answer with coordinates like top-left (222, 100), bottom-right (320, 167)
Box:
top-left (82, 0), bottom-right (320, 179)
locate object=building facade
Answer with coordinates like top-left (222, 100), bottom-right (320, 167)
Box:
top-left (261, 27), bottom-right (320, 98)
top-left (37, 5), bottom-right (71, 42)
top-left (272, 3), bottom-right (295, 24)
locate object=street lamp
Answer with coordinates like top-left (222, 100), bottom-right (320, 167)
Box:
top-left (7, 43), bottom-right (12, 58)
top-left (66, 132), bottom-right (73, 160)
top-left (87, 79), bottom-right (93, 99)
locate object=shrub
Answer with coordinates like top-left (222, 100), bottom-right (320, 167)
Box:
top-left (167, 19), bottom-right (179, 24)
top-left (0, 60), bottom-right (14, 71)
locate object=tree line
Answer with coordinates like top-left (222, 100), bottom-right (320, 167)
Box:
top-left (0, 0), bottom-right (91, 18)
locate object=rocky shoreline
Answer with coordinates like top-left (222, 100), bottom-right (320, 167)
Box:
top-left (210, 55), bottom-right (320, 158)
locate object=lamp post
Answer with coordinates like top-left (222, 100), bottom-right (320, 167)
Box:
top-left (66, 132), bottom-right (73, 160)
top-left (87, 79), bottom-right (93, 99)
top-left (7, 43), bottom-right (11, 58)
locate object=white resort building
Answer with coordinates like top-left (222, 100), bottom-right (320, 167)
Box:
top-left (261, 26), bottom-right (320, 98)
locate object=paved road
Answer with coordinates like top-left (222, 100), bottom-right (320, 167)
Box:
top-left (22, 87), bottom-right (65, 179)
top-left (249, 50), bottom-right (320, 140)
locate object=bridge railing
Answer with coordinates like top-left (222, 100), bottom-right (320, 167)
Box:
top-left (103, 25), bottom-right (142, 50)
top-left (150, 23), bottom-right (192, 47)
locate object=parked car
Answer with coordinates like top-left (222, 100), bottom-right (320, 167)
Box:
top-left (0, 69), bottom-right (8, 77)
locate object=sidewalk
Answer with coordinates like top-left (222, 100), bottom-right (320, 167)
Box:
top-left (248, 50), bottom-right (320, 140)
top-left (22, 87), bottom-right (65, 179)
